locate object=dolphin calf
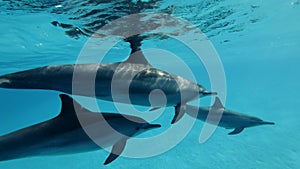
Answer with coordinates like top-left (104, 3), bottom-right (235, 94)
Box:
top-left (0, 48), bottom-right (216, 124)
top-left (0, 94), bottom-right (161, 165)
top-left (186, 97), bottom-right (275, 135)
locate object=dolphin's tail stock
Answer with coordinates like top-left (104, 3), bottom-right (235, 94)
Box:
top-left (0, 75), bottom-right (12, 88)
top-left (0, 69), bottom-right (34, 89)
top-left (0, 66), bottom-right (73, 90)
top-left (0, 136), bottom-right (7, 161)
top-left (0, 134), bottom-right (24, 162)
top-left (0, 67), bottom-right (48, 89)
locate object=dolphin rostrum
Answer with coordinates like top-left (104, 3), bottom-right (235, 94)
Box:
top-left (0, 94), bottom-right (161, 165)
top-left (0, 49), bottom-right (216, 124)
top-left (186, 97), bottom-right (275, 135)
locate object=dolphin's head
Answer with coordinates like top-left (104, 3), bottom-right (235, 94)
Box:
top-left (243, 116), bottom-right (275, 128)
top-left (135, 123), bottom-right (161, 134)
top-left (132, 121), bottom-right (161, 137)
top-left (253, 118), bottom-right (275, 127)
top-left (106, 115), bottom-right (161, 138)
top-left (197, 84), bottom-right (217, 97)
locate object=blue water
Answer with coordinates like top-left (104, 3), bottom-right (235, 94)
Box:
top-left (0, 0), bottom-right (299, 168)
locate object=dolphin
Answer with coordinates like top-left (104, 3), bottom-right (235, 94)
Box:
top-left (0, 94), bottom-right (161, 165)
top-left (186, 97), bottom-right (275, 135)
top-left (0, 48), bottom-right (216, 124)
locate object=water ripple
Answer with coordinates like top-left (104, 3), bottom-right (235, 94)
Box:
top-left (0, 0), bottom-right (263, 40)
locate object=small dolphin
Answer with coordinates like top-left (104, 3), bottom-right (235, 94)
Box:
top-left (186, 97), bottom-right (275, 135)
top-left (0, 48), bottom-right (216, 124)
top-left (0, 94), bottom-right (161, 165)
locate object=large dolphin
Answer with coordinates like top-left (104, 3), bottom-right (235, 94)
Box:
top-left (0, 94), bottom-right (161, 165)
top-left (0, 49), bottom-right (216, 124)
top-left (186, 97), bottom-right (275, 135)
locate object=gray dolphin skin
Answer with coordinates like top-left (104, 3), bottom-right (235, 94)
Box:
top-left (0, 94), bottom-right (161, 165)
top-left (0, 51), bottom-right (216, 124)
top-left (186, 97), bottom-right (275, 135)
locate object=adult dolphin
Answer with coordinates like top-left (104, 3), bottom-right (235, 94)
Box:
top-left (0, 50), bottom-right (216, 124)
top-left (186, 97), bottom-right (275, 135)
top-left (0, 94), bottom-right (161, 165)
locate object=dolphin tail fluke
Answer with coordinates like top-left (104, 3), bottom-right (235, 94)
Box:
top-left (171, 104), bottom-right (186, 124)
top-left (104, 138), bottom-right (127, 165)
top-left (228, 127), bottom-right (244, 135)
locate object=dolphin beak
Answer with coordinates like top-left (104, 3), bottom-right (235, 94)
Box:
top-left (202, 91), bottom-right (218, 96)
top-left (261, 121), bottom-right (275, 125)
top-left (143, 124), bottom-right (161, 130)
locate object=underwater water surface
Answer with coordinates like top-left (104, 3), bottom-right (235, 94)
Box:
top-left (0, 0), bottom-right (299, 169)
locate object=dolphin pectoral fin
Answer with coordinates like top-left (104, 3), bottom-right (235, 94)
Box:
top-left (171, 104), bottom-right (187, 124)
top-left (228, 128), bottom-right (244, 135)
top-left (104, 138), bottom-right (127, 165)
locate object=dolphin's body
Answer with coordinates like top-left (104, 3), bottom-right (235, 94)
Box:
top-left (0, 94), bottom-right (161, 165)
top-left (0, 51), bottom-right (215, 123)
top-left (186, 97), bottom-right (275, 135)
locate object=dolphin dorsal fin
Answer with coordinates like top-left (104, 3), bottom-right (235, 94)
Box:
top-left (123, 35), bottom-right (151, 66)
top-left (124, 50), bottom-right (151, 66)
top-left (58, 94), bottom-right (85, 119)
top-left (212, 97), bottom-right (224, 109)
